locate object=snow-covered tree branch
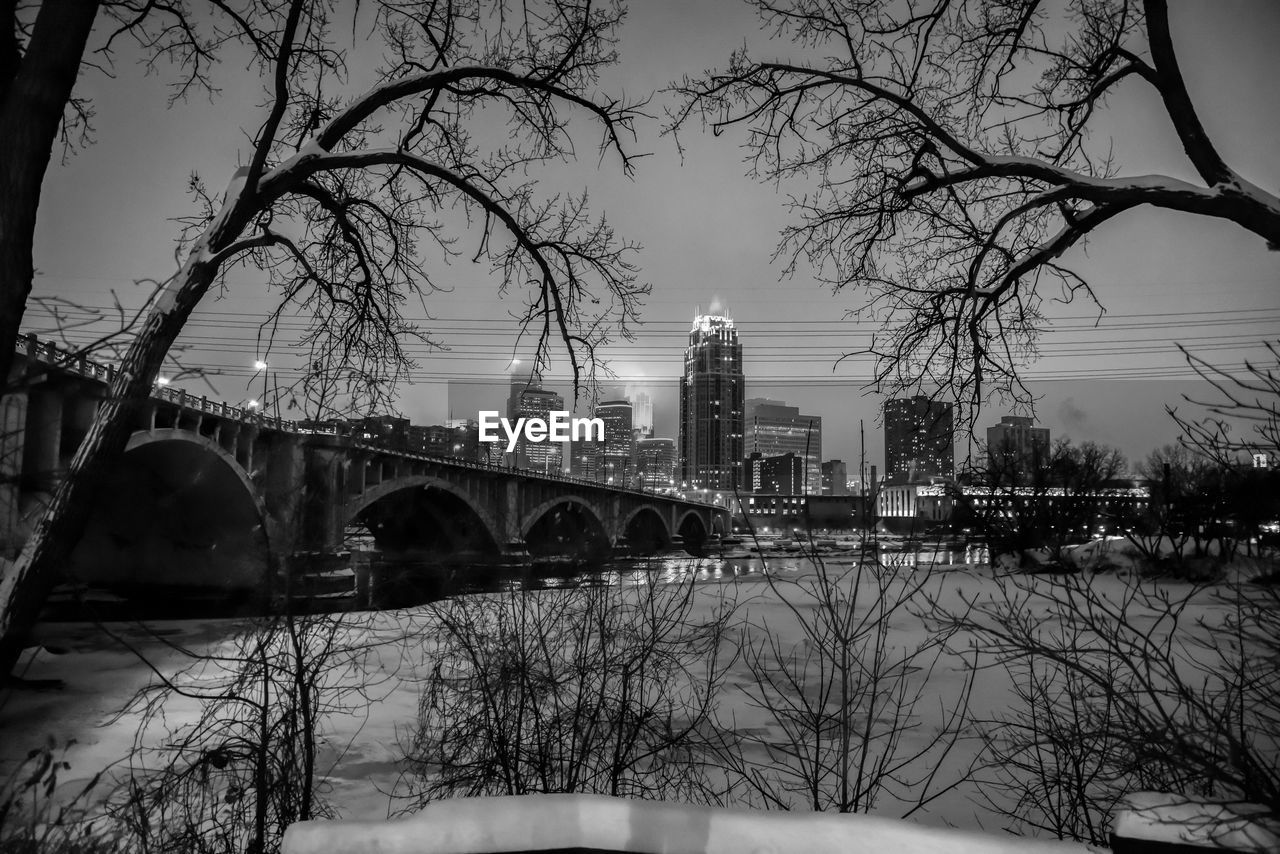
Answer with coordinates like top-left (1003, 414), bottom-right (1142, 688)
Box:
top-left (670, 0), bottom-right (1280, 413)
top-left (0, 0), bottom-right (646, 678)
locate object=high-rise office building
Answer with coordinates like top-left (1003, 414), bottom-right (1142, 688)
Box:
top-left (507, 368), bottom-right (563, 472)
top-left (744, 398), bottom-right (823, 493)
top-left (636, 437), bottom-right (677, 491)
top-left (625, 386), bottom-right (654, 438)
top-left (506, 368), bottom-right (540, 422)
top-left (884, 396), bottom-right (955, 482)
top-left (679, 313), bottom-right (745, 491)
top-left (568, 433), bottom-right (603, 481)
top-left (986, 415), bottom-right (1050, 476)
top-left (596, 398), bottom-right (635, 486)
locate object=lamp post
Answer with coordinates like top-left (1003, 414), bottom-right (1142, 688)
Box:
top-left (253, 360), bottom-right (269, 415)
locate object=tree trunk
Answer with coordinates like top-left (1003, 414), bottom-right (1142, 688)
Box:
top-left (0, 0), bottom-right (100, 387)
top-left (0, 257), bottom-right (218, 678)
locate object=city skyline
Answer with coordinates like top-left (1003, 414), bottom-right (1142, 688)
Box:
top-left (17, 2), bottom-right (1280, 475)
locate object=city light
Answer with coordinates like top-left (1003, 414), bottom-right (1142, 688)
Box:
top-left (155, 376), bottom-right (170, 386)
top-left (253, 360), bottom-right (268, 371)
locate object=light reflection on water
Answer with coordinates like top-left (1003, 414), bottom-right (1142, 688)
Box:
top-left (55, 543), bottom-right (991, 621)
top-left (492, 542), bottom-right (991, 596)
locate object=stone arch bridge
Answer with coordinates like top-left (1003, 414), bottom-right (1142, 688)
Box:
top-left (1, 336), bottom-right (727, 601)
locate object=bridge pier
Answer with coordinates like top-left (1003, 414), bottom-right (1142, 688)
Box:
top-left (498, 479), bottom-right (524, 554)
top-left (24, 385), bottom-right (62, 493)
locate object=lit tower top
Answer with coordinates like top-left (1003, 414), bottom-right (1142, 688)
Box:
top-left (692, 313), bottom-right (733, 330)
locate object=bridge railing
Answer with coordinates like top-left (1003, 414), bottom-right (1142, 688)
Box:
top-left (346, 440), bottom-right (722, 507)
top-left (14, 333), bottom-right (298, 432)
top-left (12, 333), bottom-right (722, 509)
top-left (14, 332), bottom-right (118, 384)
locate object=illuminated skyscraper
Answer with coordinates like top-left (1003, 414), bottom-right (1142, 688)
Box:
top-left (625, 387), bottom-right (654, 438)
top-left (679, 312), bottom-right (745, 490)
top-left (507, 368), bottom-right (563, 472)
top-left (884, 396), bottom-right (954, 482)
top-left (506, 368), bottom-right (540, 422)
top-left (596, 398), bottom-right (635, 486)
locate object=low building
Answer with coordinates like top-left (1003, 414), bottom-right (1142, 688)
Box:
top-left (877, 477), bottom-right (1152, 536)
top-left (736, 494), bottom-right (868, 532)
top-left (877, 479), bottom-right (955, 534)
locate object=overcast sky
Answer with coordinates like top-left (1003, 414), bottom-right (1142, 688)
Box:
top-left (26, 1), bottom-right (1280, 469)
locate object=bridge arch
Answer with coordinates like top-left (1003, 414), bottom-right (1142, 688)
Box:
top-left (520, 495), bottom-right (610, 558)
top-left (346, 475), bottom-right (502, 554)
top-left (122, 428), bottom-right (269, 523)
top-left (67, 427), bottom-right (273, 607)
top-left (675, 509), bottom-right (710, 555)
top-left (620, 505), bottom-right (673, 554)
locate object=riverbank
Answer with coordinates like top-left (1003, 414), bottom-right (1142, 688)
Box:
top-left (0, 551), bottom-right (1260, 842)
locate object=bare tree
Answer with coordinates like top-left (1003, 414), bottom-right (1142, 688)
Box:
top-left (2, 0), bottom-right (271, 392)
top-left (0, 0), bottom-right (646, 678)
top-left (403, 573), bottom-right (736, 805)
top-left (1173, 342), bottom-right (1280, 467)
top-left (1117, 443), bottom-right (1223, 571)
top-left (670, 1), bottom-right (1280, 415)
top-left (723, 553), bottom-right (975, 816)
top-left (98, 610), bottom-right (387, 854)
top-left (952, 569), bottom-right (1280, 844)
top-left (1168, 342), bottom-right (1280, 561)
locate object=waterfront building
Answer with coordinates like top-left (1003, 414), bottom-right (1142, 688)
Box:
top-left (744, 398), bottom-right (823, 493)
top-left (737, 494), bottom-right (867, 532)
top-left (821, 460), bottom-right (849, 495)
top-left (679, 312), bottom-right (745, 491)
top-left (884, 396), bottom-right (954, 482)
top-left (596, 398), bottom-right (636, 486)
top-left (882, 478), bottom-right (1151, 537)
top-left (636, 437), bottom-right (677, 491)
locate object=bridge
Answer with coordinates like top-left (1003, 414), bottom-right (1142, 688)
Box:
top-left (1, 334), bottom-right (727, 608)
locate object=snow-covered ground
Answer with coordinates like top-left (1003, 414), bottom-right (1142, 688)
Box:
top-left (0, 548), bottom-right (1264, 846)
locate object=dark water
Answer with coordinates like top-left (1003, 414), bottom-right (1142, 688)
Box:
top-left (43, 541), bottom-right (990, 621)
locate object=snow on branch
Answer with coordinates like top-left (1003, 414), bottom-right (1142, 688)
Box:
top-left (671, 0), bottom-right (1280, 413)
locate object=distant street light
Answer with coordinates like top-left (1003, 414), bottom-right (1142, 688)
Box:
top-left (252, 359), bottom-right (273, 414)
top-left (155, 376), bottom-right (170, 386)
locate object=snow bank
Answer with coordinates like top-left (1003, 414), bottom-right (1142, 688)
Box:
top-left (1112, 792), bottom-right (1280, 853)
top-left (281, 793), bottom-right (1094, 854)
